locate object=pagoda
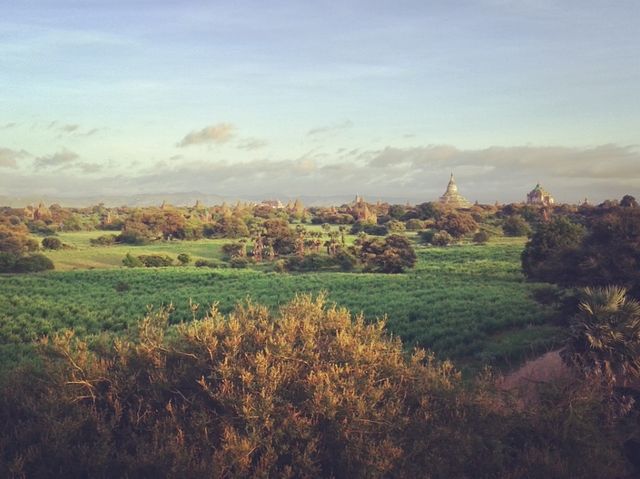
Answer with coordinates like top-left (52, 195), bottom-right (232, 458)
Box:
top-left (526, 184), bottom-right (555, 206)
top-left (439, 173), bottom-right (471, 208)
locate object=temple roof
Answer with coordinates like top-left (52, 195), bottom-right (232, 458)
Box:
top-left (439, 173), bottom-right (470, 208)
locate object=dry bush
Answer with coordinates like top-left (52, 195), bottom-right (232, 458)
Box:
top-left (0, 295), bottom-right (631, 478)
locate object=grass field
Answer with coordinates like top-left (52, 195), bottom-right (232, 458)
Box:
top-left (0, 233), bottom-right (562, 372)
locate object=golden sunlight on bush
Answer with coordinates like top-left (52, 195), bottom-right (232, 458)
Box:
top-left (0, 295), bottom-right (630, 478)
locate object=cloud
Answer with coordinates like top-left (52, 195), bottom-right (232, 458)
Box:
top-left (59, 124), bottom-right (80, 133)
top-left (34, 149), bottom-right (79, 169)
top-left (76, 162), bottom-right (103, 174)
top-left (2, 143), bottom-right (638, 204)
top-left (307, 120), bottom-right (353, 136)
top-left (237, 137), bottom-right (269, 151)
top-left (177, 123), bottom-right (236, 147)
top-left (0, 147), bottom-right (29, 168)
top-left (83, 128), bottom-right (100, 137)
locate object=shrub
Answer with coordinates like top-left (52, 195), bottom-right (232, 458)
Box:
top-left (12, 253), bottom-right (54, 273)
top-left (405, 219), bottom-right (425, 231)
top-left (0, 252), bottom-right (17, 272)
top-left (90, 234), bottom-right (118, 246)
top-left (358, 234), bottom-right (416, 273)
top-left (431, 230), bottom-right (453, 247)
top-left (350, 221), bottom-right (387, 236)
top-left (229, 257), bottom-right (249, 269)
top-left (335, 250), bottom-right (357, 272)
top-left (386, 220), bottom-right (406, 234)
top-left (122, 253), bottom-right (143, 268)
top-left (0, 295), bottom-right (628, 478)
top-left (194, 259), bottom-right (224, 268)
top-left (41, 237), bottom-right (63, 250)
top-left (521, 217), bottom-right (586, 284)
top-left (473, 231), bottom-right (490, 244)
top-left (177, 253), bottom-right (191, 265)
top-left (221, 242), bottom-right (246, 259)
top-left (138, 255), bottom-right (174, 267)
top-left (502, 215), bottom-right (531, 237)
top-left (435, 212), bottom-right (478, 238)
top-left (419, 229), bottom-right (437, 244)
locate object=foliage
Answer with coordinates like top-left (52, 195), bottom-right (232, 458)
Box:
top-left (221, 242), bottom-right (246, 259)
top-left (213, 216), bottom-right (249, 238)
top-left (502, 215), bottom-right (531, 237)
top-left (138, 254), bottom-right (175, 267)
top-left (262, 219), bottom-right (295, 255)
top-left (386, 220), bottom-right (406, 234)
top-left (0, 241), bottom-right (558, 365)
top-left (405, 218), bottom-right (425, 231)
top-left (0, 296), bottom-right (629, 478)
top-left (522, 205), bottom-right (640, 296)
top-left (12, 254), bottom-right (55, 273)
top-left (521, 217), bottom-right (586, 284)
top-left (90, 234), bottom-right (118, 246)
top-left (285, 251), bottom-right (356, 273)
top-left (350, 221), bottom-right (387, 236)
top-left (122, 253), bottom-right (143, 268)
top-left (229, 257), bottom-right (250, 269)
top-left (578, 207), bottom-right (640, 296)
top-left (42, 236), bottom-right (63, 250)
top-left (177, 253), bottom-right (191, 265)
top-left (473, 231), bottom-right (490, 244)
top-left (358, 234), bottom-right (416, 273)
top-left (435, 211), bottom-right (478, 238)
top-left (431, 231), bottom-right (453, 247)
top-left (562, 286), bottom-right (640, 382)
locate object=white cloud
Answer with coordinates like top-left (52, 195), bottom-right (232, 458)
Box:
top-left (1, 143), bottom-right (637, 204)
top-left (177, 123), bottom-right (236, 147)
top-left (237, 137), bottom-right (269, 150)
top-left (34, 148), bottom-right (79, 168)
top-left (307, 120), bottom-right (353, 136)
top-left (0, 147), bottom-right (29, 168)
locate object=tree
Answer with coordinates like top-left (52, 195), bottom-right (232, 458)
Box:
top-left (521, 217), bottom-right (586, 284)
top-left (42, 236), bottom-right (63, 250)
top-left (578, 207), bottom-right (640, 296)
top-left (562, 286), bottom-right (640, 383)
top-left (215, 216), bottom-right (250, 238)
top-left (12, 253), bottom-right (54, 273)
top-left (431, 230), bottom-right (453, 247)
top-left (358, 234), bottom-right (417, 273)
top-left (262, 218), bottom-right (294, 255)
top-left (620, 195), bottom-right (638, 208)
top-left (502, 215), bottom-right (531, 237)
top-left (435, 212), bottom-right (478, 238)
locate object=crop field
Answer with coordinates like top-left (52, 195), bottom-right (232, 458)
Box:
top-left (0, 234), bottom-right (562, 372)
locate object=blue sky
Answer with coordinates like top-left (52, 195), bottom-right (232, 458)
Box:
top-left (1, 0), bottom-right (639, 203)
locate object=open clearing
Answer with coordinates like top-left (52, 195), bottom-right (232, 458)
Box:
top-left (0, 234), bottom-right (562, 370)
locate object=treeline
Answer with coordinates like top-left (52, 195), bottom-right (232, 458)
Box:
top-left (522, 195), bottom-right (640, 298)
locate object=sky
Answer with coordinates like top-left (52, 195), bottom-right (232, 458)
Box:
top-left (1, 0), bottom-right (639, 204)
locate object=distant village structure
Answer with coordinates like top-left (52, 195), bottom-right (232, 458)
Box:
top-left (526, 184), bottom-right (555, 206)
top-left (439, 173), bottom-right (471, 208)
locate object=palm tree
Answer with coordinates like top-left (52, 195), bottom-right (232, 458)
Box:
top-left (562, 286), bottom-right (640, 384)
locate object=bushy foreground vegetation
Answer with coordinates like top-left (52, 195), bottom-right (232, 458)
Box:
top-left (0, 295), bottom-right (633, 478)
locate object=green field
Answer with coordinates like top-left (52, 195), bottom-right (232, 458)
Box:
top-left (0, 233), bottom-right (562, 371)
